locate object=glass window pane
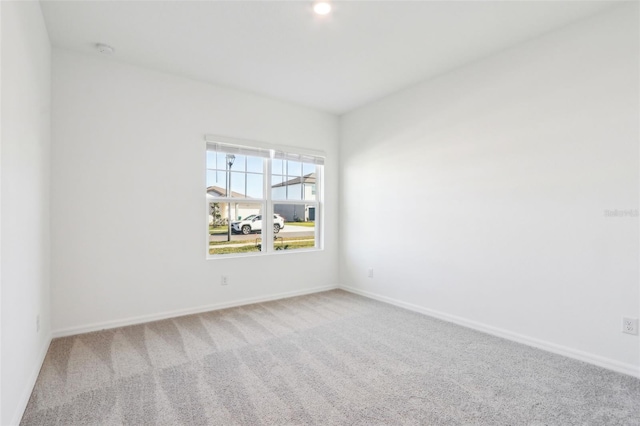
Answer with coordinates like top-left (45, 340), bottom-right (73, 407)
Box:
top-left (272, 186), bottom-right (286, 200)
top-left (286, 181), bottom-right (302, 200)
top-left (272, 203), bottom-right (316, 251)
top-left (302, 162), bottom-right (315, 175)
top-left (209, 202), bottom-right (263, 255)
top-left (206, 170), bottom-right (226, 196)
top-left (286, 160), bottom-right (302, 177)
top-left (303, 165), bottom-right (319, 200)
top-left (303, 183), bottom-right (317, 201)
top-left (247, 156), bottom-right (263, 173)
top-left (272, 159), bottom-right (283, 175)
top-left (230, 172), bottom-right (246, 198)
top-left (206, 151), bottom-right (217, 169)
top-left (231, 155), bottom-right (246, 172)
top-left (271, 175), bottom-right (285, 200)
top-left (246, 173), bottom-right (263, 198)
top-left (216, 153), bottom-right (227, 170)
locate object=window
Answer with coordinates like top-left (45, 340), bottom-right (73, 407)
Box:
top-left (206, 138), bottom-right (324, 257)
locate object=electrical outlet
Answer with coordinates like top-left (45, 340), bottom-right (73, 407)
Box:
top-left (221, 275), bottom-right (229, 286)
top-left (36, 315), bottom-right (40, 333)
top-left (622, 317), bottom-right (638, 335)
top-left (367, 268), bottom-right (374, 278)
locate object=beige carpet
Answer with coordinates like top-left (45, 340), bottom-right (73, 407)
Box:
top-left (21, 290), bottom-right (640, 425)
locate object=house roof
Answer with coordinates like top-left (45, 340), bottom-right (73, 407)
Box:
top-left (272, 173), bottom-right (316, 188)
top-left (206, 186), bottom-right (248, 198)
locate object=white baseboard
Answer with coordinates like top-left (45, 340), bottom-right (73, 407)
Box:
top-left (52, 285), bottom-right (339, 338)
top-left (11, 333), bottom-right (52, 426)
top-left (340, 285), bottom-right (640, 379)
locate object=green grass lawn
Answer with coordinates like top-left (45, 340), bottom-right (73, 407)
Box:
top-left (274, 236), bottom-right (313, 242)
top-left (210, 237), bottom-right (263, 246)
top-left (209, 245), bottom-right (261, 255)
top-left (209, 226), bottom-right (229, 235)
top-left (209, 236), bottom-right (315, 254)
top-left (276, 240), bottom-right (315, 250)
top-left (286, 222), bottom-right (315, 227)
top-left (210, 235), bottom-right (313, 246)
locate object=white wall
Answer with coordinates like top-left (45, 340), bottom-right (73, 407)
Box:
top-left (340, 4), bottom-right (639, 375)
top-left (1, 1), bottom-right (52, 424)
top-left (51, 49), bottom-right (339, 334)
top-left (0, 2), bottom-right (3, 423)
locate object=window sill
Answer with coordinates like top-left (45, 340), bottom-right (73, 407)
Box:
top-left (206, 247), bottom-right (323, 260)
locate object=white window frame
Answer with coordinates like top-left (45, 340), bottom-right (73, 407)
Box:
top-left (205, 135), bottom-right (324, 259)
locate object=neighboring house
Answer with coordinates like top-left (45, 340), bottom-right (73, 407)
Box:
top-left (272, 173), bottom-right (316, 222)
top-left (206, 186), bottom-right (260, 224)
top-left (206, 185), bottom-right (246, 199)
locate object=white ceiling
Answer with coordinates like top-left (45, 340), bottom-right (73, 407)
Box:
top-left (40, 0), bottom-right (618, 114)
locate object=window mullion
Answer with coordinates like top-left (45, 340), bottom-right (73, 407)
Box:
top-left (263, 157), bottom-right (273, 252)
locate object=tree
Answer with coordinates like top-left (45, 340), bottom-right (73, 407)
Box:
top-left (210, 202), bottom-right (225, 226)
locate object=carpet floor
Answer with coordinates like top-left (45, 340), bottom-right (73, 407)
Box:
top-left (21, 290), bottom-right (640, 425)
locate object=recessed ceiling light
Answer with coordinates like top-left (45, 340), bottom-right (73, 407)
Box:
top-left (313, 1), bottom-right (331, 15)
top-left (96, 43), bottom-right (115, 55)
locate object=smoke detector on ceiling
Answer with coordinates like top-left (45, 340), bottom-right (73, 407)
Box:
top-left (96, 43), bottom-right (115, 55)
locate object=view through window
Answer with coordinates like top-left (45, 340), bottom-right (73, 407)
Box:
top-left (206, 141), bottom-right (323, 256)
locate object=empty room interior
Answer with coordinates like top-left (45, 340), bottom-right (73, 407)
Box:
top-left (2, 0), bottom-right (639, 424)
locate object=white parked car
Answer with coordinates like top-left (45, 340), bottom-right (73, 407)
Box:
top-left (231, 214), bottom-right (285, 235)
